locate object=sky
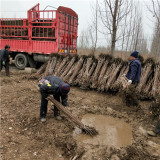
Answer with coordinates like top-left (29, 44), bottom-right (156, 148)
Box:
top-left (0, 0), bottom-right (93, 34)
top-left (0, 0), bottom-right (157, 48)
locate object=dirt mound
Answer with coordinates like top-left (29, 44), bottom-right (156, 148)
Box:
top-left (149, 97), bottom-right (160, 120)
top-left (54, 135), bottom-right (84, 158)
top-left (55, 135), bottom-right (77, 157)
top-left (122, 146), bottom-right (158, 160)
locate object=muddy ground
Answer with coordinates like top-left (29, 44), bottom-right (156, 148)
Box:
top-left (0, 70), bottom-right (160, 160)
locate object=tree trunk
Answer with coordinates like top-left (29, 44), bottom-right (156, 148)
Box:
top-left (111, 0), bottom-right (119, 57)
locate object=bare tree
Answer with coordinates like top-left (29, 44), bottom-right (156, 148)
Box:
top-left (90, 0), bottom-right (98, 55)
top-left (132, 15), bottom-right (143, 51)
top-left (151, 22), bottom-right (160, 58)
top-left (148, 0), bottom-right (160, 24)
top-left (78, 27), bottom-right (97, 53)
top-left (79, 0), bottom-right (148, 56)
top-left (120, 0), bottom-right (148, 54)
top-left (98, 0), bottom-right (132, 57)
top-left (148, 0), bottom-right (160, 59)
top-left (78, 30), bottom-right (90, 50)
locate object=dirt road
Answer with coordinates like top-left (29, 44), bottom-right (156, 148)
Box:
top-left (0, 70), bottom-right (160, 160)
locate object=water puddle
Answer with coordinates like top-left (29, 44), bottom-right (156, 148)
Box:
top-left (73, 114), bottom-right (132, 147)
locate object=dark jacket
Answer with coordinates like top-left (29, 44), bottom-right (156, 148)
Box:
top-left (126, 59), bottom-right (141, 84)
top-left (0, 49), bottom-right (10, 62)
top-left (38, 76), bottom-right (68, 106)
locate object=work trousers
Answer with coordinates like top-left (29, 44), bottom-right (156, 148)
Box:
top-left (40, 94), bottom-right (62, 118)
top-left (124, 83), bottom-right (139, 107)
top-left (0, 61), bottom-right (10, 76)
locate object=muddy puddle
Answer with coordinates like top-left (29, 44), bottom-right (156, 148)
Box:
top-left (73, 114), bottom-right (132, 148)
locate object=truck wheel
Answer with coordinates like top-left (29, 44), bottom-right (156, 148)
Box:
top-left (15, 54), bottom-right (28, 70)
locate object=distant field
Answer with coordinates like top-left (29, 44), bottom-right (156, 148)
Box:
top-left (77, 49), bottom-right (158, 62)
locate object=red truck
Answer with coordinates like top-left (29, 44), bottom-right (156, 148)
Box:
top-left (0, 3), bottom-right (78, 69)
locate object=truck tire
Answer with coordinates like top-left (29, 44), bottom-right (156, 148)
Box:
top-left (15, 54), bottom-right (28, 70)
